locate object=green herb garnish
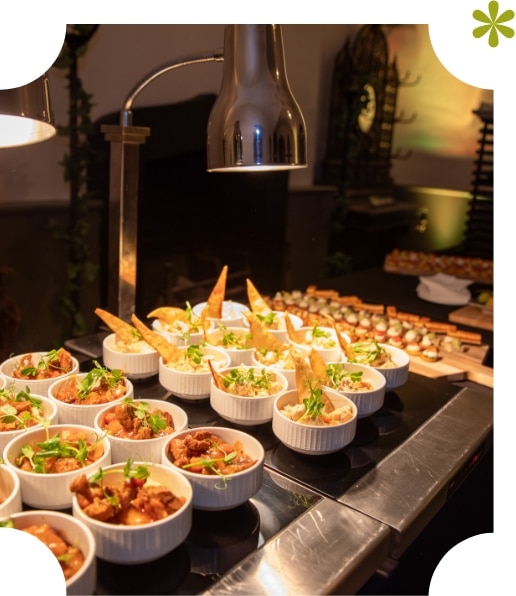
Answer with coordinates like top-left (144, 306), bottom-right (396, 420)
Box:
top-left (0, 386), bottom-right (44, 429)
top-left (78, 360), bottom-right (124, 400)
top-left (256, 312), bottom-right (277, 326)
top-left (120, 398), bottom-right (168, 435)
top-left (16, 428), bottom-right (104, 474)
top-left (325, 363), bottom-right (363, 387)
top-left (221, 366), bottom-right (274, 392)
top-left (182, 448), bottom-right (237, 489)
top-left (19, 349), bottom-right (65, 378)
top-left (299, 377), bottom-right (326, 422)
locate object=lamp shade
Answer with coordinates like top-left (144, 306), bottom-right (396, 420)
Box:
top-left (0, 74), bottom-right (56, 148)
top-left (207, 25), bottom-right (307, 171)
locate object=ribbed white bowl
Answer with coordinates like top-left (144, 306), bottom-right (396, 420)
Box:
top-left (48, 373), bottom-right (133, 427)
top-left (72, 461), bottom-right (193, 564)
top-left (192, 301), bottom-right (249, 327)
top-left (0, 393), bottom-right (59, 453)
top-left (323, 362), bottom-right (386, 418)
top-left (205, 326), bottom-right (255, 366)
top-left (102, 333), bottom-right (159, 379)
top-left (3, 424), bottom-right (111, 510)
top-left (151, 319), bottom-right (205, 346)
top-left (251, 351), bottom-right (297, 390)
top-left (94, 399), bottom-right (189, 464)
top-left (0, 352), bottom-right (79, 396)
top-left (161, 426), bottom-right (264, 511)
top-left (272, 389), bottom-right (357, 455)
top-left (345, 343), bottom-right (410, 391)
top-left (210, 367), bottom-right (288, 426)
top-left (9, 509), bottom-right (97, 596)
top-left (0, 463), bottom-right (22, 518)
top-left (158, 346), bottom-right (230, 400)
top-left (288, 326), bottom-right (343, 363)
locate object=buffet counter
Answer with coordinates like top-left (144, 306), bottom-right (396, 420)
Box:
top-left (66, 267), bottom-right (494, 595)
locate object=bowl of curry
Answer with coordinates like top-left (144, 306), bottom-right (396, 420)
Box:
top-left (71, 460), bottom-right (193, 564)
top-left (48, 362), bottom-right (133, 427)
top-left (3, 509), bottom-right (97, 595)
top-left (2, 423), bottom-right (111, 510)
top-left (161, 426), bottom-right (264, 511)
top-left (0, 348), bottom-right (79, 396)
top-left (94, 398), bottom-right (188, 464)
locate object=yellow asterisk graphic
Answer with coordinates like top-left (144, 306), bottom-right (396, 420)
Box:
top-left (473, 1), bottom-right (515, 46)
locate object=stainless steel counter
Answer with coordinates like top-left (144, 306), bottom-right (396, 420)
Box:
top-left (67, 267), bottom-right (494, 594)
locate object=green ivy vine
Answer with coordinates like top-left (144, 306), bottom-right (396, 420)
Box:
top-left (51, 25), bottom-right (99, 339)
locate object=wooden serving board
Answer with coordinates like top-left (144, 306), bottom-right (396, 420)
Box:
top-left (448, 305), bottom-right (493, 331)
top-left (408, 345), bottom-right (493, 388)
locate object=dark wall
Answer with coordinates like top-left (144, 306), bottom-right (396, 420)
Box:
top-left (88, 94), bottom-right (289, 313)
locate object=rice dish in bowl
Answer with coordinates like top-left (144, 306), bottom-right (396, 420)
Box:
top-left (159, 344), bottom-right (230, 400)
top-left (272, 388), bottom-right (357, 455)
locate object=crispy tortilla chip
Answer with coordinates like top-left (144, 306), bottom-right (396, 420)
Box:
top-left (321, 312), bottom-right (355, 361)
top-left (284, 312), bottom-right (303, 344)
top-left (202, 265), bottom-right (228, 320)
top-left (208, 359), bottom-right (225, 390)
top-left (246, 279), bottom-right (272, 315)
top-left (147, 306), bottom-right (188, 325)
top-left (95, 308), bottom-right (139, 344)
top-left (130, 314), bottom-right (181, 364)
top-left (308, 349), bottom-right (330, 384)
top-left (291, 349), bottom-right (334, 412)
top-left (245, 312), bottom-right (285, 353)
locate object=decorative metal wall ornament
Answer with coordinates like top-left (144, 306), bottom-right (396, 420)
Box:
top-left (318, 25), bottom-right (418, 195)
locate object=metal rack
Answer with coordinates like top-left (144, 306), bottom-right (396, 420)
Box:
top-left (461, 103), bottom-right (494, 260)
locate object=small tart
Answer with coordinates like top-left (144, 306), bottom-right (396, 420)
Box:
top-left (420, 346), bottom-right (439, 362)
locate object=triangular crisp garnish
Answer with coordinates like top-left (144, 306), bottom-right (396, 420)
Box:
top-left (291, 349), bottom-right (334, 412)
top-left (245, 312), bottom-right (285, 353)
top-left (130, 314), bottom-right (181, 364)
top-left (246, 278), bottom-right (272, 315)
top-left (321, 312), bottom-right (355, 360)
top-left (95, 308), bottom-right (139, 344)
top-left (146, 306), bottom-right (188, 325)
top-left (284, 312), bottom-right (302, 344)
top-left (202, 265), bottom-right (228, 320)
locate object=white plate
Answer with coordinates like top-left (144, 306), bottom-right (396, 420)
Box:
top-left (416, 284), bottom-right (470, 306)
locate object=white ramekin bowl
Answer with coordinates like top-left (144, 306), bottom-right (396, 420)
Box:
top-left (245, 311), bottom-right (304, 343)
top-left (210, 366), bottom-right (288, 426)
top-left (272, 388), bottom-right (358, 455)
top-left (94, 398), bottom-right (189, 464)
top-left (48, 373), bottom-right (133, 427)
top-left (0, 393), bottom-right (59, 453)
top-left (204, 326), bottom-right (255, 366)
top-left (288, 325), bottom-right (343, 363)
top-left (3, 424), bottom-right (111, 510)
top-left (0, 463), bottom-right (22, 518)
top-left (0, 351), bottom-right (79, 397)
top-left (192, 300), bottom-right (249, 327)
top-left (102, 333), bottom-right (159, 379)
top-left (71, 461), bottom-right (193, 564)
top-left (161, 426), bottom-right (264, 511)
top-left (345, 342), bottom-right (410, 391)
top-left (323, 361), bottom-right (387, 418)
top-left (158, 345), bottom-right (230, 400)
top-left (8, 509), bottom-right (97, 596)
top-left (251, 350), bottom-right (297, 390)
top-left (151, 318), bottom-right (205, 346)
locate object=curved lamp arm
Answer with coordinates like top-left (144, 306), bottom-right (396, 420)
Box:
top-left (102, 50), bottom-right (223, 320)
